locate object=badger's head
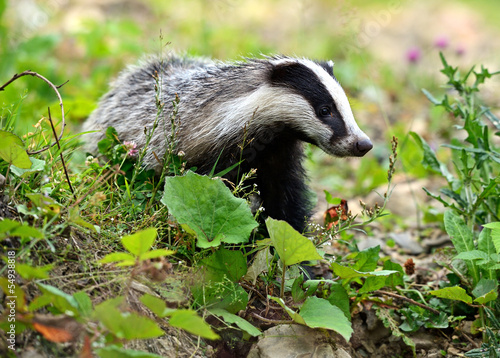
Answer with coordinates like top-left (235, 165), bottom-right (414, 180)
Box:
top-left (267, 57), bottom-right (372, 157)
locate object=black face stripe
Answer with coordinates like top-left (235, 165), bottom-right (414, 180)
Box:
top-left (269, 61), bottom-right (347, 139)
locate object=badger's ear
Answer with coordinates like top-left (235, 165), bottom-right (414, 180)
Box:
top-left (318, 60), bottom-right (335, 78)
top-left (269, 62), bottom-right (312, 88)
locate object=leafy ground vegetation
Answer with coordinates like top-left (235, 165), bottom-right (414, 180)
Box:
top-left (1, 1), bottom-right (500, 357)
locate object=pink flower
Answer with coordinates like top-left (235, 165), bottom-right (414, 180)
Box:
top-left (123, 141), bottom-right (138, 157)
top-left (455, 45), bottom-right (466, 56)
top-left (434, 36), bottom-right (449, 49)
top-left (406, 47), bottom-right (421, 64)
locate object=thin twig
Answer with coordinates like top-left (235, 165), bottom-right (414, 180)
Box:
top-left (47, 107), bottom-right (75, 198)
top-left (0, 70), bottom-right (67, 154)
top-left (250, 312), bottom-right (293, 325)
top-left (374, 290), bottom-right (441, 316)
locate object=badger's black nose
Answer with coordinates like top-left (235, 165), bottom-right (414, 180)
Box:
top-left (354, 139), bottom-right (373, 156)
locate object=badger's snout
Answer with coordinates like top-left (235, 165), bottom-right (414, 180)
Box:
top-left (353, 139), bottom-right (373, 157)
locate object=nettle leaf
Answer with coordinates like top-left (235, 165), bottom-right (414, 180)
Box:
top-left (169, 309), bottom-right (220, 340)
top-left (299, 296), bottom-right (353, 341)
top-left (99, 252), bottom-right (136, 266)
top-left (31, 283), bottom-right (79, 315)
top-left (162, 171), bottom-right (257, 248)
top-left (140, 294), bottom-right (175, 317)
top-left (483, 222), bottom-right (500, 254)
top-left (209, 308), bottom-right (261, 337)
top-left (266, 218), bottom-right (322, 267)
top-left (0, 130), bottom-right (32, 168)
top-left (430, 286), bottom-right (472, 304)
top-left (94, 297), bottom-right (164, 339)
top-left (121, 227), bottom-right (157, 257)
top-left (15, 263), bottom-right (54, 280)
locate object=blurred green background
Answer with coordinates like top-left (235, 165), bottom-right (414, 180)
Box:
top-left (1, 0), bottom-right (499, 214)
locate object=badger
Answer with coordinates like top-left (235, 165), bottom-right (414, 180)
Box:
top-left (82, 53), bottom-right (373, 232)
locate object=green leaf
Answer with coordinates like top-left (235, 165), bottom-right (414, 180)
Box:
top-left (421, 88), bottom-right (441, 105)
top-left (331, 262), bottom-right (397, 280)
top-left (266, 218), bottom-right (322, 267)
top-left (209, 308), bottom-right (261, 337)
top-left (383, 260), bottom-right (404, 288)
top-left (243, 247), bottom-right (272, 284)
top-left (324, 190), bottom-right (341, 205)
top-left (200, 247), bottom-right (247, 282)
top-left (483, 222), bottom-right (500, 253)
top-left (326, 283), bottom-right (350, 320)
top-left (140, 249), bottom-right (176, 260)
top-left (299, 296), bottom-right (353, 341)
top-left (162, 171), bottom-right (257, 248)
top-left (140, 294), bottom-right (175, 318)
top-left (359, 275), bottom-right (388, 294)
top-left (0, 130), bottom-right (31, 168)
top-left (430, 286), bottom-right (472, 304)
top-left (31, 283), bottom-right (79, 315)
top-left (410, 131), bottom-right (454, 182)
top-left (99, 252), bottom-right (136, 266)
top-left (94, 297), bottom-right (164, 339)
top-left (122, 228), bottom-right (157, 256)
top-left (96, 346), bottom-right (164, 358)
top-left (444, 210), bottom-right (475, 253)
top-left (376, 307), bottom-right (416, 355)
top-left (73, 291), bottom-right (93, 317)
top-left (350, 246), bottom-right (380, 272)
top-left (169, 309), bottom-right (219, 340)
top-left (15, 263), bottom-right (53, 280)
top-left (10, 157), bottom-right (45, 177)
top-left (269, 296), bottom-right (306, 325)
top-left (472, 279), bottom-right (498, 304)
top-left (68, 207), bottom-right (97, 232)
top-left (455, 250), bottom-right (489, 262)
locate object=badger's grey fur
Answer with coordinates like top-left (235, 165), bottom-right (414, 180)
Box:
top-left (83, 53), bottom-right (372, 232)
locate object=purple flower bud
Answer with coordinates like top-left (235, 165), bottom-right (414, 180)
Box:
top-left (434, 36), bottom-right (449, 49)
top-left (406, 47), bottom-right (421, 64)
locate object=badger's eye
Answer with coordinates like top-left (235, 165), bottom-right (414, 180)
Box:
top-left (319, 106), bottom-right (331, 116)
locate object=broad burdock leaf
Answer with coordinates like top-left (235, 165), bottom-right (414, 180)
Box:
top-left (0, 130), bottom-right (32, 168)
top-left (162, 171), bottom-right (258, 248)
top-left (266, 218), bottom-right (322, 267)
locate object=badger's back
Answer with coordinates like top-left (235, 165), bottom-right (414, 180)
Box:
top-left (83, 53), bottom-right (372, 231)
